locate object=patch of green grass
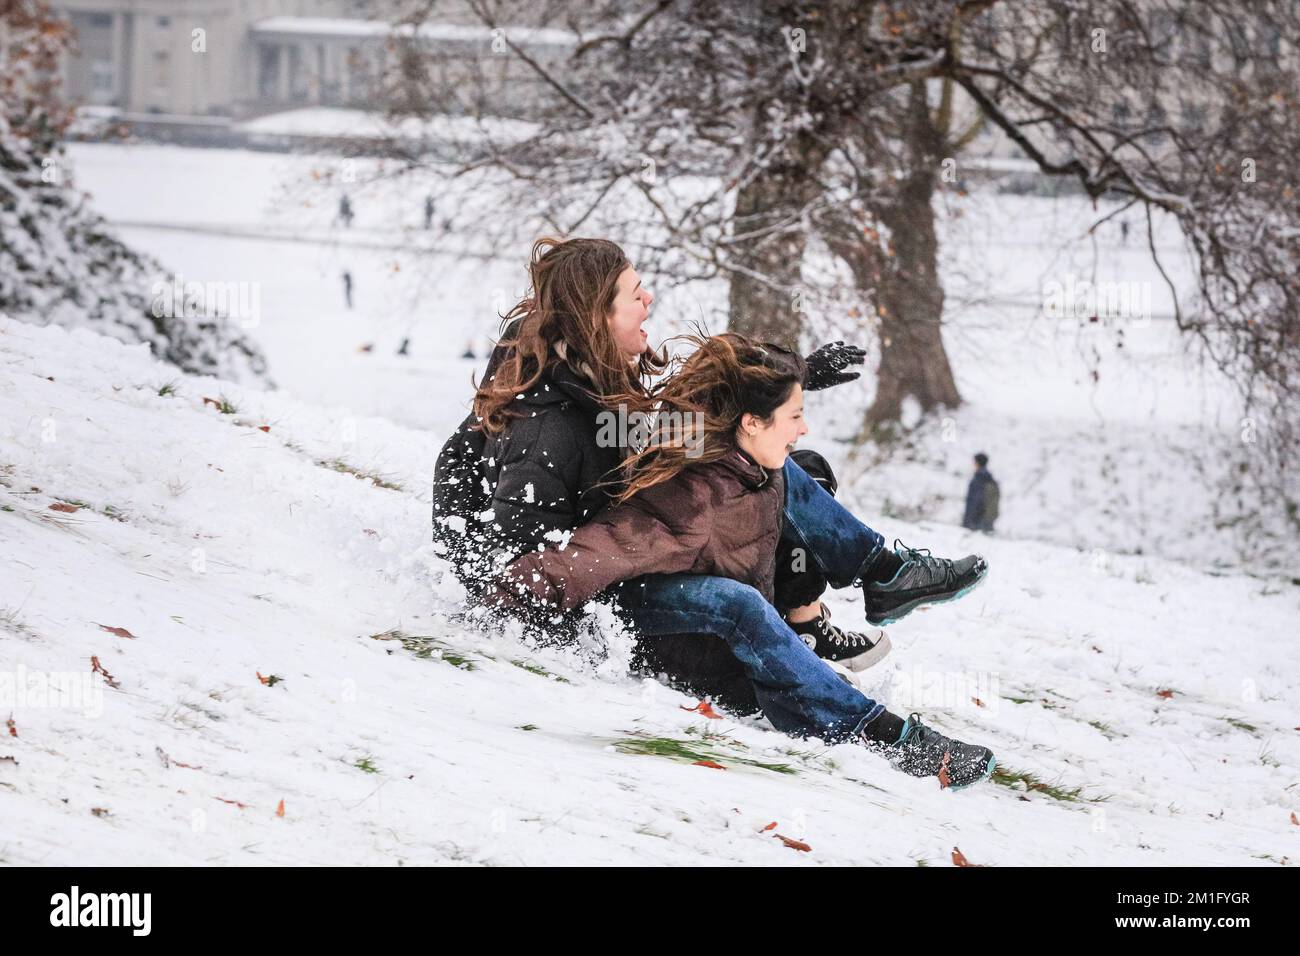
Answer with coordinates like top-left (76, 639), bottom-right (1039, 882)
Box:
top-left (1, 506), bottom-right (13, 513)
top-left (991, 766), bottom-right (1102, 803)
top-left (1221, 716), bottom-right (1258, 734)
top-left (0, 605), bottom-right (37, 639)
top-left (371, 628), bottom-right (477, 670)
top-left (100, 504), bottom-right (128, 522)
top-left (157, 381), bottom-right (178, 397)
top-left (1002, 695), bottom-right (1033, 705)
top-left (613, 732), bottom-right (797, 775)
top-left (354, 756), bottom-right (379, 774)
top-left (1043, 687), bottom-right (1079, 702)
top-left (318, 458), bottom-right (403, 491)
top-left (683, 723), bottom-right (739, 743)
top-left (517, 724), bottom-right (539, 732)
top-left (180, 700), bottom-right (221, 722)
top-left (510, 659), bottom-right (570, 683)
top-left (56, 497), bottom-right (91, 509)
top-left (1087, 720), bottom-right (1125, 739)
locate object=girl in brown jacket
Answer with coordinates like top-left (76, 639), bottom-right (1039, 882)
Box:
top-left (483, 333), bottom-right (996, 789)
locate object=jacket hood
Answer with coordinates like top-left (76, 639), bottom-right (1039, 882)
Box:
top-left (481, 318), bottom-right (604, 413)
top-left (517, 361), bottom-right (603, 412)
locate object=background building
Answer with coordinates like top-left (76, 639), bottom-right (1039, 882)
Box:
top-left (51, 0), bottom-right (564, 120)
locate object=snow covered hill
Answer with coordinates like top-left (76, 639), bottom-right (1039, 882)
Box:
top-left (2, 316), bottom-right (1296, 866)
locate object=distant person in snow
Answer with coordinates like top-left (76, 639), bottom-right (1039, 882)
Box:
top-left (338, 194), bottom-right (354, 229)
top-left (424, 194), bottom-right (435, 231)
top-left (962, 452), bottom-right (999, 533)
top-left (342, 271), bottom-right (353, 310)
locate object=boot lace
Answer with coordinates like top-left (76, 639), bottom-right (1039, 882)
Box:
top-left (893, 539), bottom-right (957, 586)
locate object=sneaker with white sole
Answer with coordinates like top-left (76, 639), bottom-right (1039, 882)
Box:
top-left (788, 605), bottom-right (892, 672)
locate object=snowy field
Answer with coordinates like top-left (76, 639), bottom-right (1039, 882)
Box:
top-left (0, 142), bottom-right (1295, 865)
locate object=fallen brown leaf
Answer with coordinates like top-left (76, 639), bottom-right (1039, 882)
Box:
top-left (48, 502), bottom-right (80, 513)
top-left (681, 700), bottom-right (722, 720)
top-left (775, 833), bottom-right (811, 852)
top-left (937, 751), bottom-right (953, 789)
top-left (952, 846), bottom-right (983, 867)
top-left (692, 759), bottom-right (726, 770)
top-left (90, 656), bottom-right (120, 689)
top-left (1156, 688), bottom-right (1175, 699)
top-left (96, 623), bottom-right (137, 639)
top-left (276, 799), bottom-right (286, 818)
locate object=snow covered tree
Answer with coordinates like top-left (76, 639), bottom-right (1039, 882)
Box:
top-left (376, 0), bottom-right (1298, 497)
top-left (0, 0), bottom-right (270, 383)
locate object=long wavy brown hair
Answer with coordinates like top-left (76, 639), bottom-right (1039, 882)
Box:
top-left (473, 237), bottom-right (666, 435)
top-left (612, 332), bottom-right (806, 504)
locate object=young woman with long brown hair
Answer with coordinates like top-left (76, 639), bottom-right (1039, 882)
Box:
top-left (433, 236), bottom-right (988, 698)
top-left (481, 332), bottom-right (996, 788)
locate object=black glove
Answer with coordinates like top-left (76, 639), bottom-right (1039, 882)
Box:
top-left (803, 341), bottom-right (867, 391)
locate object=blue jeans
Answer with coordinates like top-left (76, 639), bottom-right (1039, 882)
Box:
top-left (615, 460), bottom-right (891, 741)
top-left (779, 458), bottom-right (886, 590)
top-left (613, 575), bottom-right (884, 742)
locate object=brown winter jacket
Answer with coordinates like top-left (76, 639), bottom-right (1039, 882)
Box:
top-left (492, 445), bottom-right (785, 613)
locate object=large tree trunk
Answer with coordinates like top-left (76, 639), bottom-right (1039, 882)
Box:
top-left (727, 131), bottom-right (829, 346)
top-left (825, 82), bottom-right (961, 432)
top-left (869, 84), bottom-right (961, 427)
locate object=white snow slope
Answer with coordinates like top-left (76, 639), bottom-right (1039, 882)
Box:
top-left (2, 315), bottom-right (1297, 866)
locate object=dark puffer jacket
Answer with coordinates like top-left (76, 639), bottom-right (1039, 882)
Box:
top-left (491, 447), bottom-right (785, 613)
top-left (432, 335), bottom-right (622, 580)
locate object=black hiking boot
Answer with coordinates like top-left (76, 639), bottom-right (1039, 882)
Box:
top-left (862, 712), bottom-right (996, 789)
top-left (861, 540), bottom-right (987, 626)
top-left (787, 605), bottom-right (892, 672)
